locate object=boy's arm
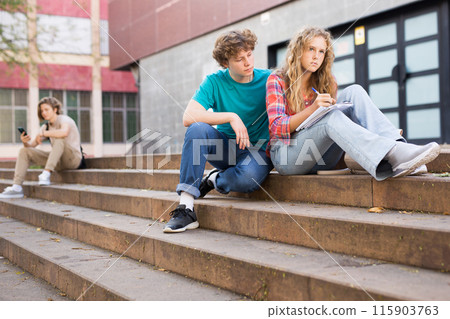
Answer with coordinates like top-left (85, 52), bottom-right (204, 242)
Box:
top-left (183, 99), bottom-right (250, 149)
top-left (42, 123), bottom-right (70, 138)
top-left (183, 99), bottom-right (235, 127)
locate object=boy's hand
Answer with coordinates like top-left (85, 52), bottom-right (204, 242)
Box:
top-left (20, 132), bottom-right (31, 144)
top-left (230, 113), bottom-right (250, 150)
top-left (36, 128), bottom-right (46, 145)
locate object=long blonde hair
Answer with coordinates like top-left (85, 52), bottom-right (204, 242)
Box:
top-left (278, 26), bottom-right (336, 113)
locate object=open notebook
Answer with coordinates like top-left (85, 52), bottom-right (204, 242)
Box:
top-left (295, 102), bottom-right (353, 131)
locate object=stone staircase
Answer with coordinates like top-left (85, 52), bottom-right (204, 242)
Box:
top-left (0, 150), bottom-right (449, 300)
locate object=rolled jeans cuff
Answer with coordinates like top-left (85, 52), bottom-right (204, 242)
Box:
top-left (176, 183), bottom-right (201, 199)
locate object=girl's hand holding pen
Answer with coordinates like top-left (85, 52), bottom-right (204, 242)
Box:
top-left (312, 87), bottom-right (336, 108)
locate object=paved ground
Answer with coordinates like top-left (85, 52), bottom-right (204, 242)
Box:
top-left (0, 255), bottom-right (70, 301)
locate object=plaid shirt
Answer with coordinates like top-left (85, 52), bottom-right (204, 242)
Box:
top-left (266, 73), bottom-right (315, 149)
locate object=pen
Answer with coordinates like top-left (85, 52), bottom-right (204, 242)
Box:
top-left (312, 87), bottom-right (319, 95)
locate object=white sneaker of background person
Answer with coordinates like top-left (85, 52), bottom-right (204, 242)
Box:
top-left (0, 185), bottom-right (24, 199)
top-left (38, 170), bottom-right (51, 186)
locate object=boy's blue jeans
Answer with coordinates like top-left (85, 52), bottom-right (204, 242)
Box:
top-left (176, 122), bottom-right (273, 198)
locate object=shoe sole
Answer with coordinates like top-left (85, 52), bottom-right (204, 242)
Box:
top-left (163, 221), bottom-right (199, 233)
top-left (38, 181), bottom-right (51, 186)
top-left (393, 143), bottom-right (440, 178)
top-left (0, 194), bottom-right (24, 199)
top-left (410, 165), bottom-right (428, 176)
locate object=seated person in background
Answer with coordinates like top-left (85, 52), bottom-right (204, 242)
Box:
top-left (266, 26), bottom-right (439, 180)
top-left (0, 97), bottom-right (83, 198)
top-left (164, 29), bottom-right (273, 233)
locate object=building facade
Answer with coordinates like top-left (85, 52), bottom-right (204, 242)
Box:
top-left (0, 0), bottom-right (139, 158)
top-left (110, 0), bottom-right (449, 153)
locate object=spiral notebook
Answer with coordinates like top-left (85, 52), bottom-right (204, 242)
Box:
top-left (295, 102), bottom-right (353, 131)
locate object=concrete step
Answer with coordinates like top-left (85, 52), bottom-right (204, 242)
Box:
top-left (1, 168), bottom-right (448, 213)
top-left (0, 161), bottom-right (15, 169)
top-left (0, 149), bottom-right (448, 171)
top-left (0, 215), bottom-right (242, 301)
top-left (86, 154), bottom-right (183, 170)
top-left (0, 198), bottom-right (448, 300)
top-left (0, 154), bottom-right (213, 170)
top-left (0, 256), bottom-right (70, 301)
top-left (1, 181), bottom-right (449, 272)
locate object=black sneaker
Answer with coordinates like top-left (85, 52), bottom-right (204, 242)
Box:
top-left (163, 204), bottom-right (199, 233)
top-left (199, 169), bottom-right (220, 198)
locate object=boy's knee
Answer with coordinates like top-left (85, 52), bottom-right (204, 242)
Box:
top-left (185, 122), bottom-right (214, 140)
top-left (18, 147), bottom-right (31, 158)
top-left (238, 166), bottom-right (270, 192)
top-left (52, 138), bottom-right (65, 146)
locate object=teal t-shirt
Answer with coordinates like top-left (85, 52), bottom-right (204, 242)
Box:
top-left (192, 68), bottom-right (271, 150)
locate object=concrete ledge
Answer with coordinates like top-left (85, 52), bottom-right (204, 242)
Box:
top-left (0, 168), bottom-right (448, 213)
top-left (0, 216), bottom-right (241, 301)
top-left (2, 150), bottom-right (448, 172)
top-left (1, 200), bottom-right (449, 300)
top-left (1, 183), bottom-right (449, 272)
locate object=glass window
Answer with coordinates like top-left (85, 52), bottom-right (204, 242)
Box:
top-left (127, 111), bottom-right (137, 139)
top-left (113, 93), bottom-right (123, 108)
top-left (80, 110), bottom-right (91, 143)
top-left (66, 91), bottom-right (78, 107)
top-left (369, 81), bottom-right (399, 109)
top-left (368, 23), bottom-right (397, 50)
top-left (68, 109), bottom-right (78, 124)
top-left (15, 109), bottom-right (27, 142)
top-left (334, 34), bottom-right (354, 58)
top-left (102, 92), bottom-right (139, 143)
top-left (53, 90), bottom-right (63, 103)
top-left (113, 111), bottom-right (124, 142)
top-left (39, 90), bottom-right (50, 100)
top-left (276, 46), bottom-right (287, 68)
top-left (14, 89), bottom-right (28, 105)
top-left (407, 108), bottom-right (440, 139)
top-left (102, 111), bottom-right (112, 142)
top-left (383, 112), bottom-right (400, 129)
top-left (333, 58), bottom-right (355, 85)
top-left (0, 89), bottom-right (12, 105)
top-left (80, 91), bottom-right (91, 107)
top-left (0, 89), bottom-right (27, 143)
top-left (368, 49), bottom-right (397, 80)
top-left (405, 12), bottom-right (438, 42)
top-left (0, 109), bottom-right (13, 143)
top-left (102, 92), bottom-right (111, 108)
top-left (126, 94), bottom-right (136, 108)
top-left (405, 40), bottom-right (439, 73)
top-left (406, 74), bottom-right (440, 106)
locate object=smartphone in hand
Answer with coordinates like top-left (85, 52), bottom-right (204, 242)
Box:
top-left (18, 127), bottom-right (27, 136)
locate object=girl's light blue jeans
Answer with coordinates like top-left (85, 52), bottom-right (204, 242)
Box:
top-left (270, 85), bottom-right (405, 181)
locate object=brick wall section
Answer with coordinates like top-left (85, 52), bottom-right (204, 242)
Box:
top-left (38, 64), bottom-right (92, 90)
top-left (37, 0), bottom-right (108, 19)
top-left (101, 67), bottom-right (138, 92)
top-left (0, 62), bottom-right (136, 92)
top-left (0, 63), bottom-right (28, 89)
